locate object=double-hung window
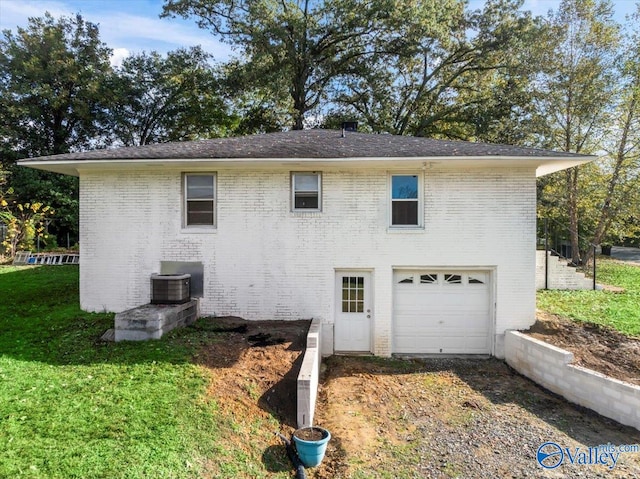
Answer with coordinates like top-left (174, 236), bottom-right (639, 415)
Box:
top-left (184, 173), bottom-right (215, 228)
top-left (390, 174), bottom-right (421, 227)
top-left (291, 172), bottom-right (321, 211)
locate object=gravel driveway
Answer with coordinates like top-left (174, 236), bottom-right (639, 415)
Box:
top-left (311, 356), bottom-right (640, 479)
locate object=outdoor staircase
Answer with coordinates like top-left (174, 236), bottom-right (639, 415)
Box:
top-left (535, 250), bottom-right (594, 290)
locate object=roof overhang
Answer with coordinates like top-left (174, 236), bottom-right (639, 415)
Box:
top-left (18, 155), bottom-right (594, 177)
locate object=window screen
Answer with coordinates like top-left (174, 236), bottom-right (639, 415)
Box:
top-left (185, 174), bottom-right (215, 226)
top-left (292, 172), bottom-right (321, 210)
top-left (391, 175), bottom-right (419, 226)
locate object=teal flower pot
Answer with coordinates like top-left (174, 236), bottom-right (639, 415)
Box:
top-left (292, 426), bottom-right (331, 468)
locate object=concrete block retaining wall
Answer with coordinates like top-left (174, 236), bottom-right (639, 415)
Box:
top-left (505, 330), bottom-right (640, 431)
top-left (297, 317), bottom-right (322, 428)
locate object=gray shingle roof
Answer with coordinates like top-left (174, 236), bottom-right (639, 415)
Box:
top-left (19, 129), bottom-right (588, 163)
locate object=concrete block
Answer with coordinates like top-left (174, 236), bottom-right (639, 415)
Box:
top-left (114, 300), bottom-right (198, 341)
top-left (297, 317), bottom-right (323, 428)
top-left (612, 402), bottom-right (632, 415)
top-left (306, 317), bottom-right (321, 349)
top-left (602, 386), bottom-right (622, 400)
top-left (321, 322), bottom-right (334, 357)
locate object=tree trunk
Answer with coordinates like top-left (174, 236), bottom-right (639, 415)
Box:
top-left (291, 73), bottom-right (308, 130)
top-left (293, 113), bottom-right (304, 130)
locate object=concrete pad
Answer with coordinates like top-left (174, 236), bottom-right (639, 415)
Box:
top-left (114, 300), bottom-right (198, 342)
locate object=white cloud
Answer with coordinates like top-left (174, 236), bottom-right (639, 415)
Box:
top-left (0, 0), bottom-right (74, 31)
top-left (101, 12), bottom-right (233, 60)
top-left (0, 0), bottom-right (232, 61)
top-left (110, 47), bottom-right (130, 68)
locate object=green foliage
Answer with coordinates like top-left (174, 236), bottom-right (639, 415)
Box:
top-left (535, 0), bottom-right (620, 154)
top-left (0, 266), bottom-right (224, 479)
top-left (535, 0), bottom-right (633, 263)
top-left (537, 259), bottom-right (640, 336)
top-left (0, 12), bottom-right (113, 159)
top-left (332, 0), bottom-right (546, 140)
top-left (0, 185), bottom-right (55, 257)
top-left (219, 60), bottom-right (292, 134)
top-left (0, 12), bottom-right (111, 243)
top-left (6, 167), bottom-right (79, 244)
top-left (162, 0), bottom-right (451, 130)
top-left (109, 46), bottom-right (235, 146)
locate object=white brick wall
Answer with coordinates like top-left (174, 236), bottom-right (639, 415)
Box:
top-left (79, 165), bottom-right (537, 357)
top-left (505, 331), bottom-right (640, 431)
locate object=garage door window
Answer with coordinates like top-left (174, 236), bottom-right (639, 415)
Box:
top-left (420, 273), bottom-right (437, 284)
top-left (444, 274), bottom-right (462, 284)
top-left (397, 274), bottom-right (414, 284)
top-left (390, 174), bottom-right (421, 227)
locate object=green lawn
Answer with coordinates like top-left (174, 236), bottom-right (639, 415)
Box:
top-left (537, 258), bottom-right (640, 336)
top-left (0, 266), bottom-right (228, 479)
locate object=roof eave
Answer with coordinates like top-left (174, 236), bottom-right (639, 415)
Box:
top-left (535, 158), bottom-right (594, 177)
top-left (17, 154), bottom-right (595, 177)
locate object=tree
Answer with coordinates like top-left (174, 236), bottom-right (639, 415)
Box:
top-left (0, 12), bottom-right (113, 159)
top-left (217, 59), bottom-right (294, 134)
top-left (5, 167), bottom-right (78, 246)
top-left (0, 183), bottom-right (54, 258)
top-left (574, 6), bottom-right (640, 260)
top-left (161, 0), bottom-right (460, 130)
top-left (0, 13), bottom-right (113, 244)
top-left (535, 0), bottom-right (620, 264)
top-left (331, 0), bottom-right (544, 139)
top-left (109, 47), bottom-right (234, 146)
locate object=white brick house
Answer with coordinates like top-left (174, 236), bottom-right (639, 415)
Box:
top-left (19, 129), bottom-right (592, 358)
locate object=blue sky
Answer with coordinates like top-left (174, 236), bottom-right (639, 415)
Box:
top-left (0, 0), bottom-right (637, 67)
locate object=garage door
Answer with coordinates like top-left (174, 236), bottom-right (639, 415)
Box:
top-left (393, 270), bottom-right (492, 354)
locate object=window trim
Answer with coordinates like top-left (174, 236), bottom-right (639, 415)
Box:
top-left (388, 172), bottom-right (423, 228)
top-left (183, 172), bottom-right (216, 229)
top-left (291, 171), bottom-right (322, 212)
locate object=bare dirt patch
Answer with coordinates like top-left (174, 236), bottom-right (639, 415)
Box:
top-left (192, 316), bottom-right (308, 477)
top-left (194, 316), bottom-right (307, 427)
top-left (193, 316), bottom-right (640, 478)
top-left (526, 311), bottom-right (640, 386)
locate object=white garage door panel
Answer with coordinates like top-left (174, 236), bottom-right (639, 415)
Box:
top-left (393, 270), bottom-right (491, 354)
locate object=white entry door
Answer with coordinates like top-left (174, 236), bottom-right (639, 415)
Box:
top-left (334, 271), bottom-right (372, 352)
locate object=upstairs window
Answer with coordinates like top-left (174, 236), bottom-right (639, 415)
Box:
top-left (391, 174), bottom-right (421, 226)
top-left (184, 173), bottom-right (215, 227)
top-left (292, 172), bottom-right (321, 211)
